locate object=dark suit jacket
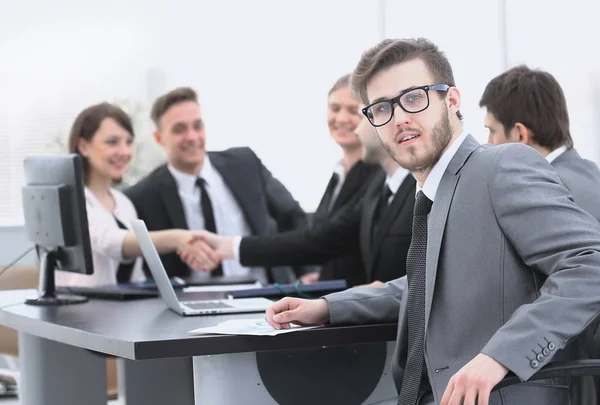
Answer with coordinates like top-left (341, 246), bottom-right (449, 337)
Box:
top-left (124, 147), bottom-right (308, 280)
top-left (311, 161), bottom-right (381, 284)
top-left (239, 170), bottom-right (416, 286)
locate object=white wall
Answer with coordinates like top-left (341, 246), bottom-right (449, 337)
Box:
top-left (383, 0), bottom-right (507, 144)
top-left (505, 0), bottom-right (600, 161)
top-left (0, 0), bottom-right (384, 222)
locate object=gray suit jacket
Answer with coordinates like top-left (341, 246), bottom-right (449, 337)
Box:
top-left (552, 148), bottom-right (600, 221)
top-left (326, 136), bottom-right (600, 405)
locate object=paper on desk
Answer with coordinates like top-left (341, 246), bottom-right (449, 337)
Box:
top-left (187, 318), bottom-right (320, 336)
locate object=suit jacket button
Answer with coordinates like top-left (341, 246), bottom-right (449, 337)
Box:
top-left (548, 342), bottom-right (555, 351)
top-left (536, 353), bottom-right (544, 362)
top-left (542, 348), bottom-right (550, 356)
top-left (530, 360), bottom-right (539, 369)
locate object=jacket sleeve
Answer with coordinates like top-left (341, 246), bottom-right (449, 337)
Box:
top-left (240, 201), bottom-right (362, 267)
top-left (253, 152), bottom-right (308, 232)
top-left (325, 277), bottom-right (406, 325)
top-left (480, 144), bottom-right (600, 381)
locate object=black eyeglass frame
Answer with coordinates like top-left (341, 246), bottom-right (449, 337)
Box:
top-left (362, 84), bottom-right (451, 127)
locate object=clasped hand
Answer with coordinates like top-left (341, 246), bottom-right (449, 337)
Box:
top-left (176, 230), bottom-right (230, 272)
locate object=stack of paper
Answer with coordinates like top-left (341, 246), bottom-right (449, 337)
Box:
top-left (187, 318), bottom-right (320, 336)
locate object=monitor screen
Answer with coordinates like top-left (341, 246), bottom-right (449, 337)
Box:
top-left (22, 154), bottom-right (93, 305)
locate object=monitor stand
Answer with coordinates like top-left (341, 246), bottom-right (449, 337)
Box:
top-left (25, 248), bottom-right (88, 306)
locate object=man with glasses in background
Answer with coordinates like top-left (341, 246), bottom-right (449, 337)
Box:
top-left (263, 38), bottom-right (600, 405)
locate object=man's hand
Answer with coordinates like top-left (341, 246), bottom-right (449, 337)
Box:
top-left (177, 231), bottom-right (235, 271)
top-left (440, 353), bottom-right (509, 405)
top-left (265, 297), bottom-right (330, 329)
top-left (196, 231), bottom-right (235, 259)
top-left (357, 280), bottom-right (384, 287)
top-left (174, 230), bottom-right (221, 271)
top-left (299, 272), bottom-right (320, 284)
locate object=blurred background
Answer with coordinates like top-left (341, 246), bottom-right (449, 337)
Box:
top-left (0, 0), bottom-right (598, 243)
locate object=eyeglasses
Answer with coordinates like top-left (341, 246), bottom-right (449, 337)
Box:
top-left (362, 84), bottom-right (451, 127)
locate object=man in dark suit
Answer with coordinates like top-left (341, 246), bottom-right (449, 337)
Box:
top-left (185, 111), bottom-right (416, 287)
top-left (307, 73), bottom-right (381, 285)
top-left (125, 87), bottom-right (307, 282)
top-left (311, 153), bottom-right (380, 285)
top-left (480, 65), bottom-right (600, 405)
top-left (264, 38), bottom-right (600, 405)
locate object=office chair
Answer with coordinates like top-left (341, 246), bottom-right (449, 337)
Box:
top-left (494, 359), bottom-right (600, 390)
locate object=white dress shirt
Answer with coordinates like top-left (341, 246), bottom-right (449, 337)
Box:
top-left (418, 132), bottom-right (469, 201)
top-left (327, 159), bottom-right (347, 211)
top-left (545, 145), bottom-right (567, 164)
top-left (56, 188), bottom-right (145, 287)
top-left (168, 156), bottom-right (266, 282)
top-left (385, 166), bottom-right (411, 203)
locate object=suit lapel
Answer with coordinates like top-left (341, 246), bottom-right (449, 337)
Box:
top-left (208, 152), bottom-right (263, 234)
top-left (332, 162), bottom-right (365, 211)
top-left (315, 174), bottom-right (338, 216)
top-left (156, 165), bottom-right (188, 229)
top-left (361, 178), bottom-right (383, 277)
top-left (424, 135), bottom-right (480, 331)
top-left (373, 174), bottom-right (416, 252)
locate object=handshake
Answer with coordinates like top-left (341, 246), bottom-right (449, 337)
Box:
top-left (174, 230), bottom-right (234, 272)
top-left (171, 230), bottom-right (321, 284)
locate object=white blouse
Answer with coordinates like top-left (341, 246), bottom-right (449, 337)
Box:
top-left (55, 187), bottom-right (145, 287)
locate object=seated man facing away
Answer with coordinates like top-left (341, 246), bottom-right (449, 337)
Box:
top-left (480, 65), bottom-right (600, 221)
top-left (480, 64), bottom-right (600, 405)
top-left (125, 87), bottom-right (308, 284)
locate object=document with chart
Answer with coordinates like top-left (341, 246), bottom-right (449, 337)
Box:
top-left (187, 318), bottom-right (321, 336)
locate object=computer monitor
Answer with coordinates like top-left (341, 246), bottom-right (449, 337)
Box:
top-left (21, 154), bottom-right (93, 305)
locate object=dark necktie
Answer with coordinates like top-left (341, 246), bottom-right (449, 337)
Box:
top-left (114, 217), bottom-right (135, 283)
top-left (372, 183), bottom-right (393, 241)
top-left (196, 178), bottom-right (223, 277)
top-left (324, 173), bottom-right (340, 213)
top-left (398, 190), bottom-right (433, 405)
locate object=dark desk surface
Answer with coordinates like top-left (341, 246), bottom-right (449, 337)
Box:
top-left (0, 289), bottom-right (397, 360)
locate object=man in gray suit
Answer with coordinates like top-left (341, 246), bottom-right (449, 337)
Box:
top-left (265, 38), bottom-right (600, 405)
top-left (480, 65), bottom-right (600, 221)
top-left (480, 64), bottom-right (600, 405)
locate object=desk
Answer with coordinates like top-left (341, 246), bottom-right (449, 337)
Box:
top-left (0, 289), bottom-right (398, 405)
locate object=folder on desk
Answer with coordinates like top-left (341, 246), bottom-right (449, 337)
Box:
top-left (228, 280), bottom-right (347, 299)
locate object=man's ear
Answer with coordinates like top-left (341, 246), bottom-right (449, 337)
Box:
top-left (153, 130), bottom-right (163, 146)
top-left (447, 87), bottom-right (461, 118)
top-left (512, 122), bottom-right (535, 145)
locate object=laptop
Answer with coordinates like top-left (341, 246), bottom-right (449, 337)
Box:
top-left (130, 219), bottom-right (273, 316)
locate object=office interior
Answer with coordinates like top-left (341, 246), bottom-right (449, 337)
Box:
top-left (0, 0), bottom-right (599, 404)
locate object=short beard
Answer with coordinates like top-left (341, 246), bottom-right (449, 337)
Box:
top-left (383, 108), bottom-right (453, 173)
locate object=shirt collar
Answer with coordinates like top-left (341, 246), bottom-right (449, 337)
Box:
top-left (168, 155), bottom-right (214, 192)
top-left (417, 131), bottom-right (469, 201)
top-left (386, 166), bottom-right (410, 195)
top-left (332, 159), bottom-right (346, 183)
top-left (545, 145), bottom-right (568, 163)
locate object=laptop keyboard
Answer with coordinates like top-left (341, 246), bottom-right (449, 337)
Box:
top-left (185, 301), bottom-right (234, 310)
